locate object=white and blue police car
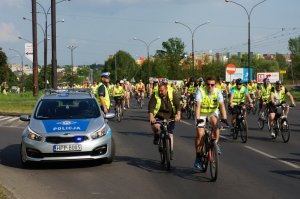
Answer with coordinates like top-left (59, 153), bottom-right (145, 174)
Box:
top-left (19, 89), bottom-right (115, 167)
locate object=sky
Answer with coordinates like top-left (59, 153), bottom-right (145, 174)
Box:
top-left (1, 0), bottom-right (300, 66)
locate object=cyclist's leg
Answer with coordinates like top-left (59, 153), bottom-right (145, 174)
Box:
top-left (151, 121), bottom-right (160, 145)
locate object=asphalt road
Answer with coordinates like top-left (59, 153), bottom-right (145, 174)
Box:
top-left (0, 100), bottom-right (299, 199)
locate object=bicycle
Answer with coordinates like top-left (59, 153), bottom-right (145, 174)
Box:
top-left (136, 90), bottom-right (144, 108)
top-left (247, 94), bottom-right (258, 115)
top-left (232, 103), bottom-right (248, 143)
top-left (197, 118), bottom-right (229, 181)
top-left (154, 119), bottom-right (174, 171)
top-left (270, 103), bottom-right (294, 143)
top-left (186, 96), bottom-right (195, 120)
top-left (114, 96), bottom-right (124, 122)
top-left (257, 101), bottom-right (270, 130)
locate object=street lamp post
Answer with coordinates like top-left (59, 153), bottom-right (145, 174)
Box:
top-left (9, 48), bottom-right (24, 92)
top-left (225, 0), bottom-right (267, 83)
top-left (175, 20), bottom-right (210, 78)
top-left (67, 45), bottom-right (78, 75)
top-left (133, 36), bottom-right (160, 80)
top-left (23, 16), bottom-right (64, 88)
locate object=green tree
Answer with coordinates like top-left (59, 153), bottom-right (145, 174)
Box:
top-left (288, 36), bottom-right (300, 80)
top-left (0, 50), bottom-right (9, 83)
top-left (155, 38), bottom-right (186, 79)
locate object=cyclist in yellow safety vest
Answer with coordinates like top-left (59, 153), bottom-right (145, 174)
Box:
top-left (229, 78), bottom-right (253, 130)
top-left (268, 80), bottom-right (296, 138)
top-left (112, 80), bottom-right (125, 110)
top-left (149, 83), bottom-right (181, 160)
top-left (91, 80), bottom-right (99, 97)
top-left (194, 77), bottom-right (228, 170)
top-left (98, 72), bottom-right (111, 114)
top-left (257, 78), bottom-right (272, 119)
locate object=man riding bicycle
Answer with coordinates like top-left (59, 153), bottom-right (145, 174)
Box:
top-left (229, 78), bottom-right (253, 130)
top-left (194, 77), bottom-right (228, 170)
top-left (149, 83), bottom-right (181, 160)
top-left (268, 80), bottom-right (296, 138)
top-left (136, 79), bottom-right (145, 102)
top-left (257, 78), bottom-right (272, 119)
top-left (112, 80), bottom-right (125, 111)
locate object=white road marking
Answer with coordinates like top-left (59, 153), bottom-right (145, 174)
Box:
top-left (245, 145), bottom-right (300, 169)
top-left (0, 117), bottom-right (12, 121)
top-left (180, 120), bottom-right (193, 126)
top-left (0, 116), bottom-right (5, 119)
top-left (6, 117), bottom-right (19, 122)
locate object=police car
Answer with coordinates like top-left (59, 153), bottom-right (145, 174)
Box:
top-left (19, 89), bottom-right (115, 167)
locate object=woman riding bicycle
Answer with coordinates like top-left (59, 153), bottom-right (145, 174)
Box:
top-left (112, 80), bottom-right (125, 110)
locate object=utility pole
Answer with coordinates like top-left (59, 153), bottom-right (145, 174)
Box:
top-left (67, 45), bottom-right (78, 75)
top-left (32, 0), bottom-right (39, 96)
top-left (51, 0), bottom-right (57, 89)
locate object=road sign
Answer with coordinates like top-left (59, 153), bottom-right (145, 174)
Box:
top-left (226, 68), bottom-right (252, 82)
top-left (24, 43), bottom-right (33, 62)
top-left (280, 70), bottom-right (286, 74)
top-left (226, 63), bottom-right (236, 75)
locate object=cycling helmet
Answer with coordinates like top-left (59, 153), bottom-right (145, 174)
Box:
top-left (120, 80), bottom-right (124, 84)
top-left (235, 78), bottom-right (242, 85)
top-left (263, 78), bottom-right (270, 84)
top-left (275, 80), bottom-right (282, 85)
top-left (161, 78), bottom-right (168, 84)
top-left (101, 72), bottom-right (110, 78)
top-left (153, 78), bottom-right (159, 83)
top-left (198, 77), bottom-right (204, 82)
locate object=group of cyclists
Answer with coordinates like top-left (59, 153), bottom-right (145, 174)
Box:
top-left (89, 72), bottom-right (296, 171)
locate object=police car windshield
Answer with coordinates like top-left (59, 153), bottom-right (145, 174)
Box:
top-left (35, 99), bottom-right (100, 119)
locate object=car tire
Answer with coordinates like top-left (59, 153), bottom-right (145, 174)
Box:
top-left (105, 137), bottom-right (115, 164)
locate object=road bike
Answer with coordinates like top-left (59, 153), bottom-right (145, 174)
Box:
top-left (270, 103), bottom-right (294, 143)
top-left (232, 103), bottom-right (248, 143)
top-left (197, 118), bottom-right (228, 181)
top-left (186, 96), bottom-right (195, 120)
top-left (257, 101), bottom-right (270, 130)
top-left (154, 119), bottom-right (174, 171)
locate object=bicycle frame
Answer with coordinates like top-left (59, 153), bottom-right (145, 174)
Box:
top-left (233, 103), bottom-right (248, 143)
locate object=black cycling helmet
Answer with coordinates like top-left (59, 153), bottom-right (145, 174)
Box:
top-left (116, 80), bottom-right (120, 84)
top-left (235, 78), bottom-right (242, 85)
top-left (275, 80), bottom-right (283, 85)
top-left (263, 78), bottom-right (270, 84)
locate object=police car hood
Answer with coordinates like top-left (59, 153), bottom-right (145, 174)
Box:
top-left (30, 117), bottom-right (105, 135)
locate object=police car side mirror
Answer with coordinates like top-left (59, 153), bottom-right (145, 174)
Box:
top-left (20, 114), bottom-right (31, 121)
top-left (104, 113), bottom-right (115, 119)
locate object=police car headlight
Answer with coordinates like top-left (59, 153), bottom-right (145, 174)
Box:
top-left (91, 127), bottom-right (111, 139)
top-left (27, 127), bottom-right (42, 141)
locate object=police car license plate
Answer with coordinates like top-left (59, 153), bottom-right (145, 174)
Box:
top-left (53, 144), bottom-right (82, 152)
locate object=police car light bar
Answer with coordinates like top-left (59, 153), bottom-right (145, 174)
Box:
top-left (43, 88), bottom-right (93, 95)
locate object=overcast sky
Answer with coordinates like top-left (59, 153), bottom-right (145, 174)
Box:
top-left (1, 0), bottom-right (299, 66)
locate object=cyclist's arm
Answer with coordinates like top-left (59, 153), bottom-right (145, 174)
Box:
top-left (286, 91), bottom-right (295, 106)
top-left (219, 102), bottom-right (227, 120)
top-left (195, 90), bottom-right (202, 119)
top-left (270, 91), bottom-right (275, 105)
top-left (148, 95), bottom-right (157, 123)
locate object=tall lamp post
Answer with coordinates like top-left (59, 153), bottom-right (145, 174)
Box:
top-left (175, 20), bottom-right (210, 78)
top-left (225, 0), bottom-right (267, 82)
top-left (133, 36), bottom-right (160, 80)
top-left (67, 45), bottom-right (78, 75)
top-left (23, 16), bottom-right (64, 88)
top-left (9, 48), bottom-right (24, 92)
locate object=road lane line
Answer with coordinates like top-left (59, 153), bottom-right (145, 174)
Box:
top-left (245, 145), bottom-right (300, 169)
top-left (6, 117), bottom-right (19, 122)
top-left (180, 120), bottom-right (193, 126)
top-left (0, 116), bottom-right (5, 119)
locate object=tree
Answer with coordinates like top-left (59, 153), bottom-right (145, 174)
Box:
top-left (0, 50), bottom-right (9, 83)
top-left (155, 37), bottom-right (186, 79)
top-left (288, 36), bottom-right (300, 80)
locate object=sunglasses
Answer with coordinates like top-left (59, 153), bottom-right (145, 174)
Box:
top-left (237, 83), bottom-right (242, 85)
top-left (276, 85), bottom-right (283, 87)
top-left (206, 83), bottom-right (215, 87)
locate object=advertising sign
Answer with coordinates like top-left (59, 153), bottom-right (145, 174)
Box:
top-left (226, 68), bottom-right (252, 82)
top-left (256, 72), bottom-right (279, 83)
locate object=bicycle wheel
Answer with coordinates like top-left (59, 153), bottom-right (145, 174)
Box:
top-left (240, 120), bottom-right (248, 143)
top-left (209, 141), bottom-right (219, 182)
top-left (159, 138), bottom-right (165, 165)
top-left (201, 135), bottom-right (209, 173)
top-left (117, 106), bottom-right (121, 122)
top-left (258, 118), bottom-right (264, 129)
top-left (280, 119), bottom-right (290, 143)
top-left (164, 137), bottom-right (171, 170)
top-left (232, 125), bottom-right (238, 140)
top-left (187, 108), bottom-right (192, 119)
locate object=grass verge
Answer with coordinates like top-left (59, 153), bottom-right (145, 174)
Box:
top-left (0, 184), bottom-right (15, 199)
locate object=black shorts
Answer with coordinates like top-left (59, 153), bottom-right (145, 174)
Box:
top-left (152, 118), bottom-right (175, 134)
top-left (230, 105), bottom-right (241, 115)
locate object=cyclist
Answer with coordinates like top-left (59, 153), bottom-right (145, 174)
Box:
top-left (257, 78), bottom-right (272, 120)
top-left (149, 82), bottom-right (181, 160)
top-left (112, 80), bottom-right (125, 111)
top-left (247, 79), bottom-right (257, 102)
top-left (268, 80), bottom-right (296, 138)
top-left (229, 78), bottom-right (253, 130)
top-left (136, 79), bottom-right (145, 104)
top-left (124, 80), bottom-right (132, 109)
top-left (98, 72), bottom-right (111, 114)
top-left (194, 77), bottom-right (228, 170)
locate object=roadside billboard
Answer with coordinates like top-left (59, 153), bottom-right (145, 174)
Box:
top-left (256, 72), bottom-right (279, 83)
top-left (225, 68), bottom-right (252, 82)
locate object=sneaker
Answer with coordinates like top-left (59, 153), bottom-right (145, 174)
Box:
top-left (153, 134), bottom-right (159, 145)
top-left (123, 107), bottom-right (126, 110)
top-left (194, 157), bottom-right (204, 171)
top-left (170, 151), bottom-right (174, 160)
top-left (270, 130), bottom-right (276, 139)
top-left (217, 143), bottom-right (222, 155)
